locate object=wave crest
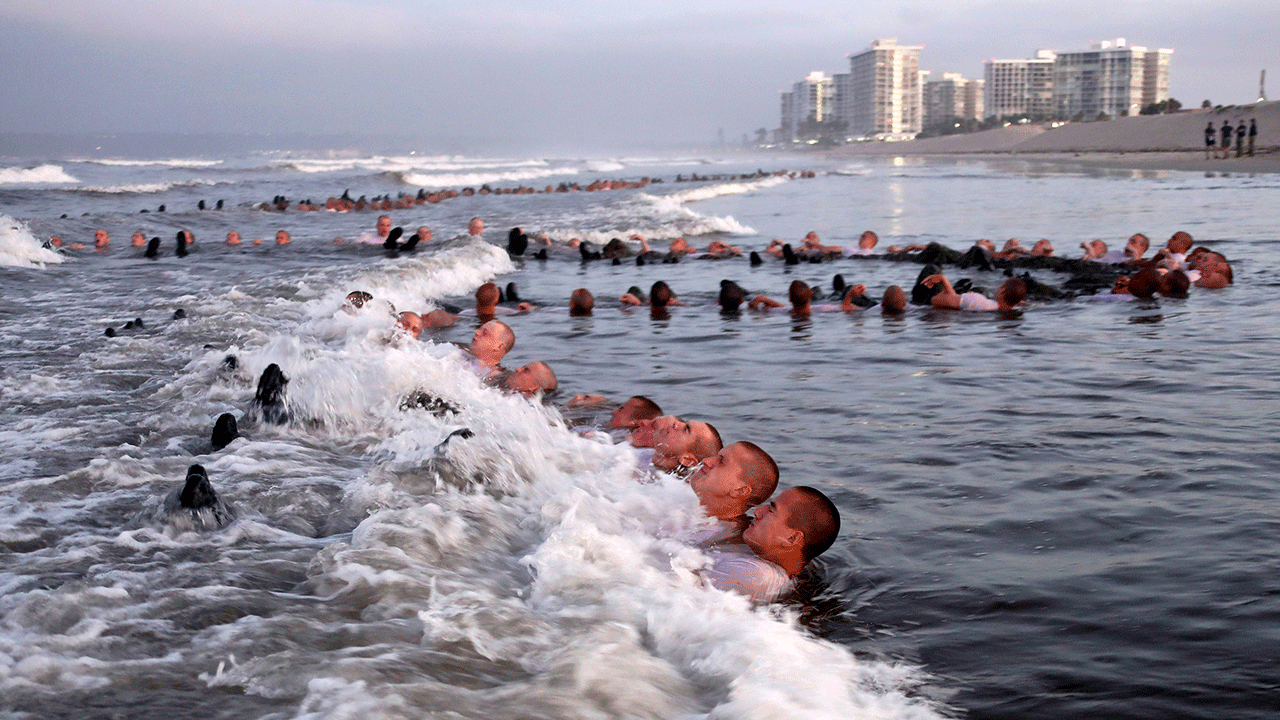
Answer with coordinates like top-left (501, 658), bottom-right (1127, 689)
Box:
top-left (0, 164), bottom-right (79, 185)
top-left (0, 215), bottom-right (64, 268)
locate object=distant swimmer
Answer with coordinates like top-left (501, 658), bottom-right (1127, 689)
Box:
top-left (130, 231), bottom-right (146, 248)
top-left (847, 230), bottom-right (878, 256)
top-left (94, 229), bottom-right (110, 249)
top-left (145, 237), bottom-right (161, 259)
top-left (400, 226), bottom-right (431, 251)
top-left (226, 231), bottom-right (242, 246)
top-left (749, 279), bottom-right (816, 315)
top-left (569, 288), bottom-right (595, 316)
top-left (703, 239), bottom-right (741, 257)
top-left (175, 230), bottom-right (188, 258)
top-left (880, 285), bottom-right (907, 314)
top-left (211, 412), bottom-right (239, 450)
top-left (718, 280), bottom-right (747, 313)
top-left (160, 464), bottom-right (236, 532)
top-left (468, 217), bottom-right (484, 238)
top-left (922, 273), bottom-right (1027, 312)
top-left (275, 230), bottom-right (291, 246)
top-left (357, 215), bottom-right (393, 244)
top-left (251, 363), bottom-right (289, 424)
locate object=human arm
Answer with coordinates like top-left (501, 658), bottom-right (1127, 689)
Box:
top-left (921, 274), bottom-right (961, 309)
top-left (840, 284), bottom-right (869, 311)
top-left (748, 295), bottom-right (784, 310)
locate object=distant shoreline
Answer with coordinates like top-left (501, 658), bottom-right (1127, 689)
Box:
top-left (925, 150), bottom-right (1280, 175)
top-left (814, 99), bottom-right (1280, 174)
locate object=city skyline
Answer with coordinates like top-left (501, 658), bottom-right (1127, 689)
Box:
top-left (1, 1), bottom-right (1274, 153)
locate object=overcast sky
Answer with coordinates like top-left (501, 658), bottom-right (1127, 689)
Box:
top-left (1, 0), bottom-right (1275, 153)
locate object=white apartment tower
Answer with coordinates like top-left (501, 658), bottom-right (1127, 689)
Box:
top-left (778, 71), bottom-right (835, 141)
top-left (845, 38), bottom-right (923, 139)
top-left (923, 72), bottom-right (985, 127)
top-left (1052, 39), bottom-right (1172, 119)
top-left (984, 50), bottom-right (1056, 120)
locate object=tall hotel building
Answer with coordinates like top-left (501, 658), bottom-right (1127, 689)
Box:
top-left (985, 40), bottom-right (1172, 120)
top-left (984, 50), bottom-right (1056, 119)
top-left (923, 72), bottom-right (985, 127)
top-left (1052, 39), bottom-right (1172, 119)
top-left (778, 71), bottom-right (835, 142)
top-left (845, 38), bottom-right (923, 139)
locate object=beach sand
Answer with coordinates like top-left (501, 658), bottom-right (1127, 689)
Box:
top-left (829, 100), bottom-right (1280, 173)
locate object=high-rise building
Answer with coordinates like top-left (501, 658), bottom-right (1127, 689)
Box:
top-left (985, 40), bottom-right (1173, 121)
top-left (844, 38), bottom-right (923, 139)
top-left (778, 71), bottom-right (835, 142)
top-left (777, 91), bottom-right (794, 143)
top-left (1052, 38), bottom-right (1171, 119)
top-left (1142, 47), bottom-right (1173, 109)
top-left (923, 72), bottom-right (985, 128)
top-left (984, 50), bottom-right (1056, 120)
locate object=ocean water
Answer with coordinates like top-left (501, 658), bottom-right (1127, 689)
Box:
top-left (0, 148), bottom-right (1277, 720)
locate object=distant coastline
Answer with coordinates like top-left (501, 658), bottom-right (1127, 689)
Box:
top-left (823, 100), bottom-right (1280, 174)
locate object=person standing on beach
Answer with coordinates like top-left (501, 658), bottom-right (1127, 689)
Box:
top-left (1205, 122), bottom-right (1216, 159)
top-left (1220, 121), bottom-right (1233, 159)
top-left (1249, 119), bottom-right (1257, 156)
top-left (1236, 120), bottom-right (1247, 157)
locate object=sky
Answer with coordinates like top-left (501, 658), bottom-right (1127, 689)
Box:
top-left (1, 0), bottom-right (1276, 154)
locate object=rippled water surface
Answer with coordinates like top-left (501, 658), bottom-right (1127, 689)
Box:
top-left (1, 150), bottom-right (1277, 719)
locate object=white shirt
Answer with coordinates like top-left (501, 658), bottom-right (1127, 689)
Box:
top-left (703, 545), bottom-right (792, 604)
top-left (958, 292), bottom-right (1000, 311)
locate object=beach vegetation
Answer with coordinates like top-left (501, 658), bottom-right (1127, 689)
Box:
top-left (1141, 98), bottom-right (1184, 115)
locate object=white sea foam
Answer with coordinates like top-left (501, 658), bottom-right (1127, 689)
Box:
top-left (283, 156), bottom-right (550, 175)
top-left (0, 164), bottom-right (79, 185)
top-left (398, 165), bottom-right (580, 189)
top-left (661, 175), bottom-right (790, 204)
top-left (0, 215), bottom-right (65, 268)
top-left (73, 158), bottom-right (224, 168)
top-left (72, 178), bottom-right (222, 194)
top-left (583, 159), bottom-right (625, 173)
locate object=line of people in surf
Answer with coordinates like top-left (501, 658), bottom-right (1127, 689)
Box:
top-left (177, 283), bottom-right (840, 605)
top-left (250, 168), bottom-right (813, 213)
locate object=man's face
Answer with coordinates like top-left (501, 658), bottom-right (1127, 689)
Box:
top-left (652, 416), bottom-right (715, 463)
top-left (470, 321), bottom-right (508, 354)
top-left (397, 312), bottom-right (422, 338)
top-left (275, 231), bottom-right (290, 245)
top-left (377, 216), bottom-right (392, 237)
top-left (688, 443), bottom-right (752, 506)
top-left (608, 398), bottom-right (645, 429)
top-left (94, 229), bottom-right (109, 247)
top-left (469, 218), bottom-right (484, 235)
top-left (743, 488), bottom-right (801, 553)
top-left (1125, 235), bottom-right (1147, 258)
top-left (131, 232), bottom-right (146, 247)
top-left (506, 363), bottom-right (543, 394)
top-left (417, 226), bottom-right (432, 241)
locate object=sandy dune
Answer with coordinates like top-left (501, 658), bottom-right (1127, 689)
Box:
top-left (831, 100), bottom-right (1280, 172)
